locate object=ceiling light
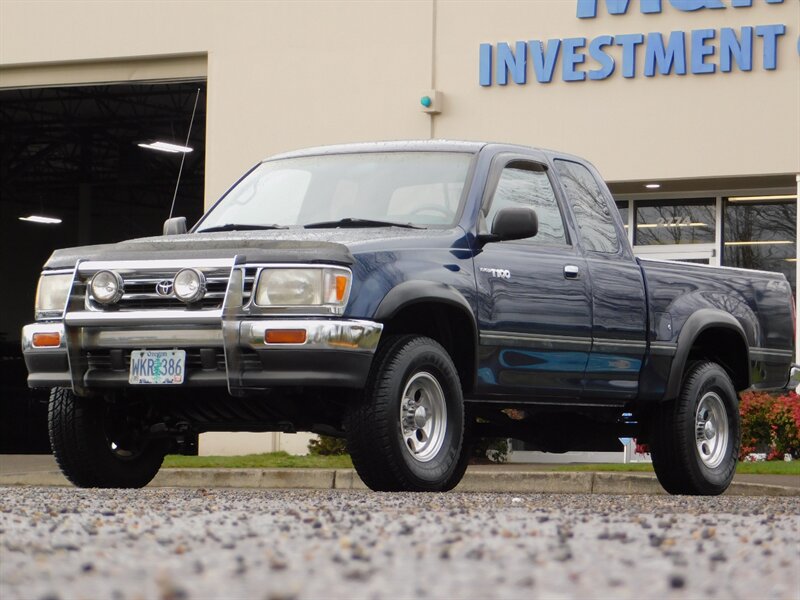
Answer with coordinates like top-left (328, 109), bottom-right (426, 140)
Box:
top-left (728, 194), bottom-right (797, 202)
top-left (19, 215), bottom-right (62, 224)
top-left (637, 222), bottom-right (709, 228)
top-left (645, 183), bottom-right (661, 189)
top-left (137, 141), bottom-right (194, 154)
top-left (724, 240), bottom-right (794, 246)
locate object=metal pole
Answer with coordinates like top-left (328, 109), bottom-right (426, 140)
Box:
top-left (169, 88), bottom-right (201, 220)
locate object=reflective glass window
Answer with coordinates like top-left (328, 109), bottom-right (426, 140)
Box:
top-left (615, 200), bottom-right (629, 232)
top-left (723, 199), bottom-right (796, 291)
top-left (486, 162), bottom-right (567, 245)
top-left (634, 199), bottom-right (715, 245)
top-left (554, 160), bottom-right (618, 253)
top-left (196, 152), bottom-right (473, 230)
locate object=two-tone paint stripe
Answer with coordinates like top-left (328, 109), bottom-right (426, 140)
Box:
top-left (480, 331), bottom-right (792, 362)
top-left (750, 347), bottom-right (794, 361)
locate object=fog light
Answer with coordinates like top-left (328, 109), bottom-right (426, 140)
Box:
top-left (173, 268), bottom-right (206, 303)
top-left (32, 332), bottom-right (61, 348)
top-left (90, 270), bottom-right (124, 305)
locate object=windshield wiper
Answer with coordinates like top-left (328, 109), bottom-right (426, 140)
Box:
top-left (304, 218), bottom-right (424, 230)
top-left (196, 223), bottom-right (289, 233)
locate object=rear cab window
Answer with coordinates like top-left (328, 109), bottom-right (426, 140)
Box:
top-left (553, 159), bottom-right (619, 253)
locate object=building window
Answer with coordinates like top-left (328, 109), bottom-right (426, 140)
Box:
top-left (723, 199), bottom-right (796, 292)
top-left (634, 199), bottom-right (715, 246)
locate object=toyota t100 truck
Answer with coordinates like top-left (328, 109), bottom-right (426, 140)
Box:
top-left (22, 141), bottom-right (795, 495)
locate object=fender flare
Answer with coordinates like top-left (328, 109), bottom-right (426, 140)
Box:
top-left (374, 280), bottom-right (474, 322)
top-left (664, 308), bottom-right (750, 400)
top-left (373, 280), bottom-right (479, 380)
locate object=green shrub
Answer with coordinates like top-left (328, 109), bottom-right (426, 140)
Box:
top-left (472, 438), bottom-right (510, 463)
top-left (307, 435), bottom-right (349, 456)
top-left (739, 391), bottom-right (800, 460)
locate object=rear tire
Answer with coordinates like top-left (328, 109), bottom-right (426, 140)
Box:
top-left (650, 361), bottom-right (740, 495)
top-left (345, 335), bottom-right (465, 492)
top-left (48, 387), bottom-right (167, 488)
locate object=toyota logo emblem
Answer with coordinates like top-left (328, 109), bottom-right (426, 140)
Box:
top-left (155, 280), bottom-right (174, 296)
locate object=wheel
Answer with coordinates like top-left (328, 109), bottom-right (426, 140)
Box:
top-left (344, 335), bottom-right (465, 491)
top-left (649, 361), bottom-right (740, 495)
top-left (48, 387), bottom-right (167, 488)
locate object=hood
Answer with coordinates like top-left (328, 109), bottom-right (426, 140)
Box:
top-left (43, 227), bottom-right (462, 270)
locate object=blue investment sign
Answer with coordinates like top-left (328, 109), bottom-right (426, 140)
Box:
top-left (479, 0), bottom-right (793, 85)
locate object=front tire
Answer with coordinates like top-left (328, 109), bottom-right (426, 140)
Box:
top-left (48, 387), bottom-right (167, 488)
top-left (345, 335), bottom-right (465, 492)
top-left (650, 361), bottom-right (740, 495)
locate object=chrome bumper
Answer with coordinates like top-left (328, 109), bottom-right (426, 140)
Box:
top-left (22, 316), bottom-right (382, 394)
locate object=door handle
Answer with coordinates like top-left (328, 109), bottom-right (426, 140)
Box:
top-left (564, 265), bottom-right (580, 279)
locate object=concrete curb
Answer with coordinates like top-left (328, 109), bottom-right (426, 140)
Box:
top-left (0, 468), bottom-right (797, 496)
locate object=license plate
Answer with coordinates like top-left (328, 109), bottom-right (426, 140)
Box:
top-left (129, 350), bottom-right (186, 385)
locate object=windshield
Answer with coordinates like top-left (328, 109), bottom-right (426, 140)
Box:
top-left (196, 151), bottom-right (474, 231)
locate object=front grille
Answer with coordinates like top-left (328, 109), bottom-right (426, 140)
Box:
top-left (85, 349), bottom-right (227, 372)
top-left (84, 349), bottom-right (263, 373)
top-left (84, 266), bottom-right (232, 311)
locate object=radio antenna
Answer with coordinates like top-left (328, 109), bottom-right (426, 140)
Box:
top-left (168, 87), bottom-right (201, 220)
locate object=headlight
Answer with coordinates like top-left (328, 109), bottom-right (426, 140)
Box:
top-left (90, 270), bottom-right (124, 305)
top-left (35, 273), bottom-right (73, 319)
top-left (255, 267), bottom-right (351, 310)
top-left (173, 268), bottom-right (207, 303)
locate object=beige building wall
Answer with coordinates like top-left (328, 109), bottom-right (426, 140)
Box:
top-left (0, 0), bottom-right (435, 204)
top-left (434, 0), bottom-right (800, 181)
top-left (2, 0), bottom-right (797, 198)
top-left (200, 431), bottom-right (315, 457)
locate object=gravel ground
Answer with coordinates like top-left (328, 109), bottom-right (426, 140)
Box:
top-left (1, 488), bottom-right (798, 600)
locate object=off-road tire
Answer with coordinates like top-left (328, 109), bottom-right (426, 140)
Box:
top-left (48, 387), bottom-right (167, 488)
top-left (345, 335), bottom-right (465, 492)
top-left (650, 361), bottom-right (740, 495)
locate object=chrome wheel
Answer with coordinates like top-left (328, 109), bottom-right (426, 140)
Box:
top-left (695, 391), bottom-right (729, 469)
top-left (400, 371), bottom-right (447, 462)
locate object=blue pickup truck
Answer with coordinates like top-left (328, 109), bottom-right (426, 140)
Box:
top-left (23, 141), bottom-right (795, 495)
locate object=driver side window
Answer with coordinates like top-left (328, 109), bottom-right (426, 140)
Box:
top-left (486, 162), bottom-right (567, 245)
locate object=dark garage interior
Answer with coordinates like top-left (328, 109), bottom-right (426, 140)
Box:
top-left (0, 80), bottom-right (207, 452)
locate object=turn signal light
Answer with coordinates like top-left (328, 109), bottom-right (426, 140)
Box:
top-left (32, 332), bottom-right (61, 347)
top-left (335, 275), bottom-right (348, 302)
top-left (265, 329), bottom-right (307, 344)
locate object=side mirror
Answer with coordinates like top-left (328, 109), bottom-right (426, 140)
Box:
top-left (478, 207), bottom-right (538, 245)
top-left (163, 216), bottom-right (187, 236)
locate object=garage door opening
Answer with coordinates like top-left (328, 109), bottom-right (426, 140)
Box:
top-left (0, 80), bottom-right (207, 452)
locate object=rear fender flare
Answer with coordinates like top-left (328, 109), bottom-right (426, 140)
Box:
top-left (664, 308), bottom-right (749, 400)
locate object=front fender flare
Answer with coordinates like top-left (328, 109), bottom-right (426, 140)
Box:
top-left (373, 280), bottom-right (479, 386)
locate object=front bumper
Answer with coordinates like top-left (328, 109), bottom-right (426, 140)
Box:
top-left (22, 317), bottom-right (382, 394)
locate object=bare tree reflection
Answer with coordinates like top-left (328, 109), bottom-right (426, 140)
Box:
top-left (724, 201), bottom-right (796, 291)
top-left (555, 162), bottom-right (618, 253)
top-left (635, 200), bottom-right (715, 245)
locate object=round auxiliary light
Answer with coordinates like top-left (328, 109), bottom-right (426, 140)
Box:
top-left (90, 270), bottom-right (124, 305)
top-left (173, 268), bottom-right (207, 303)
